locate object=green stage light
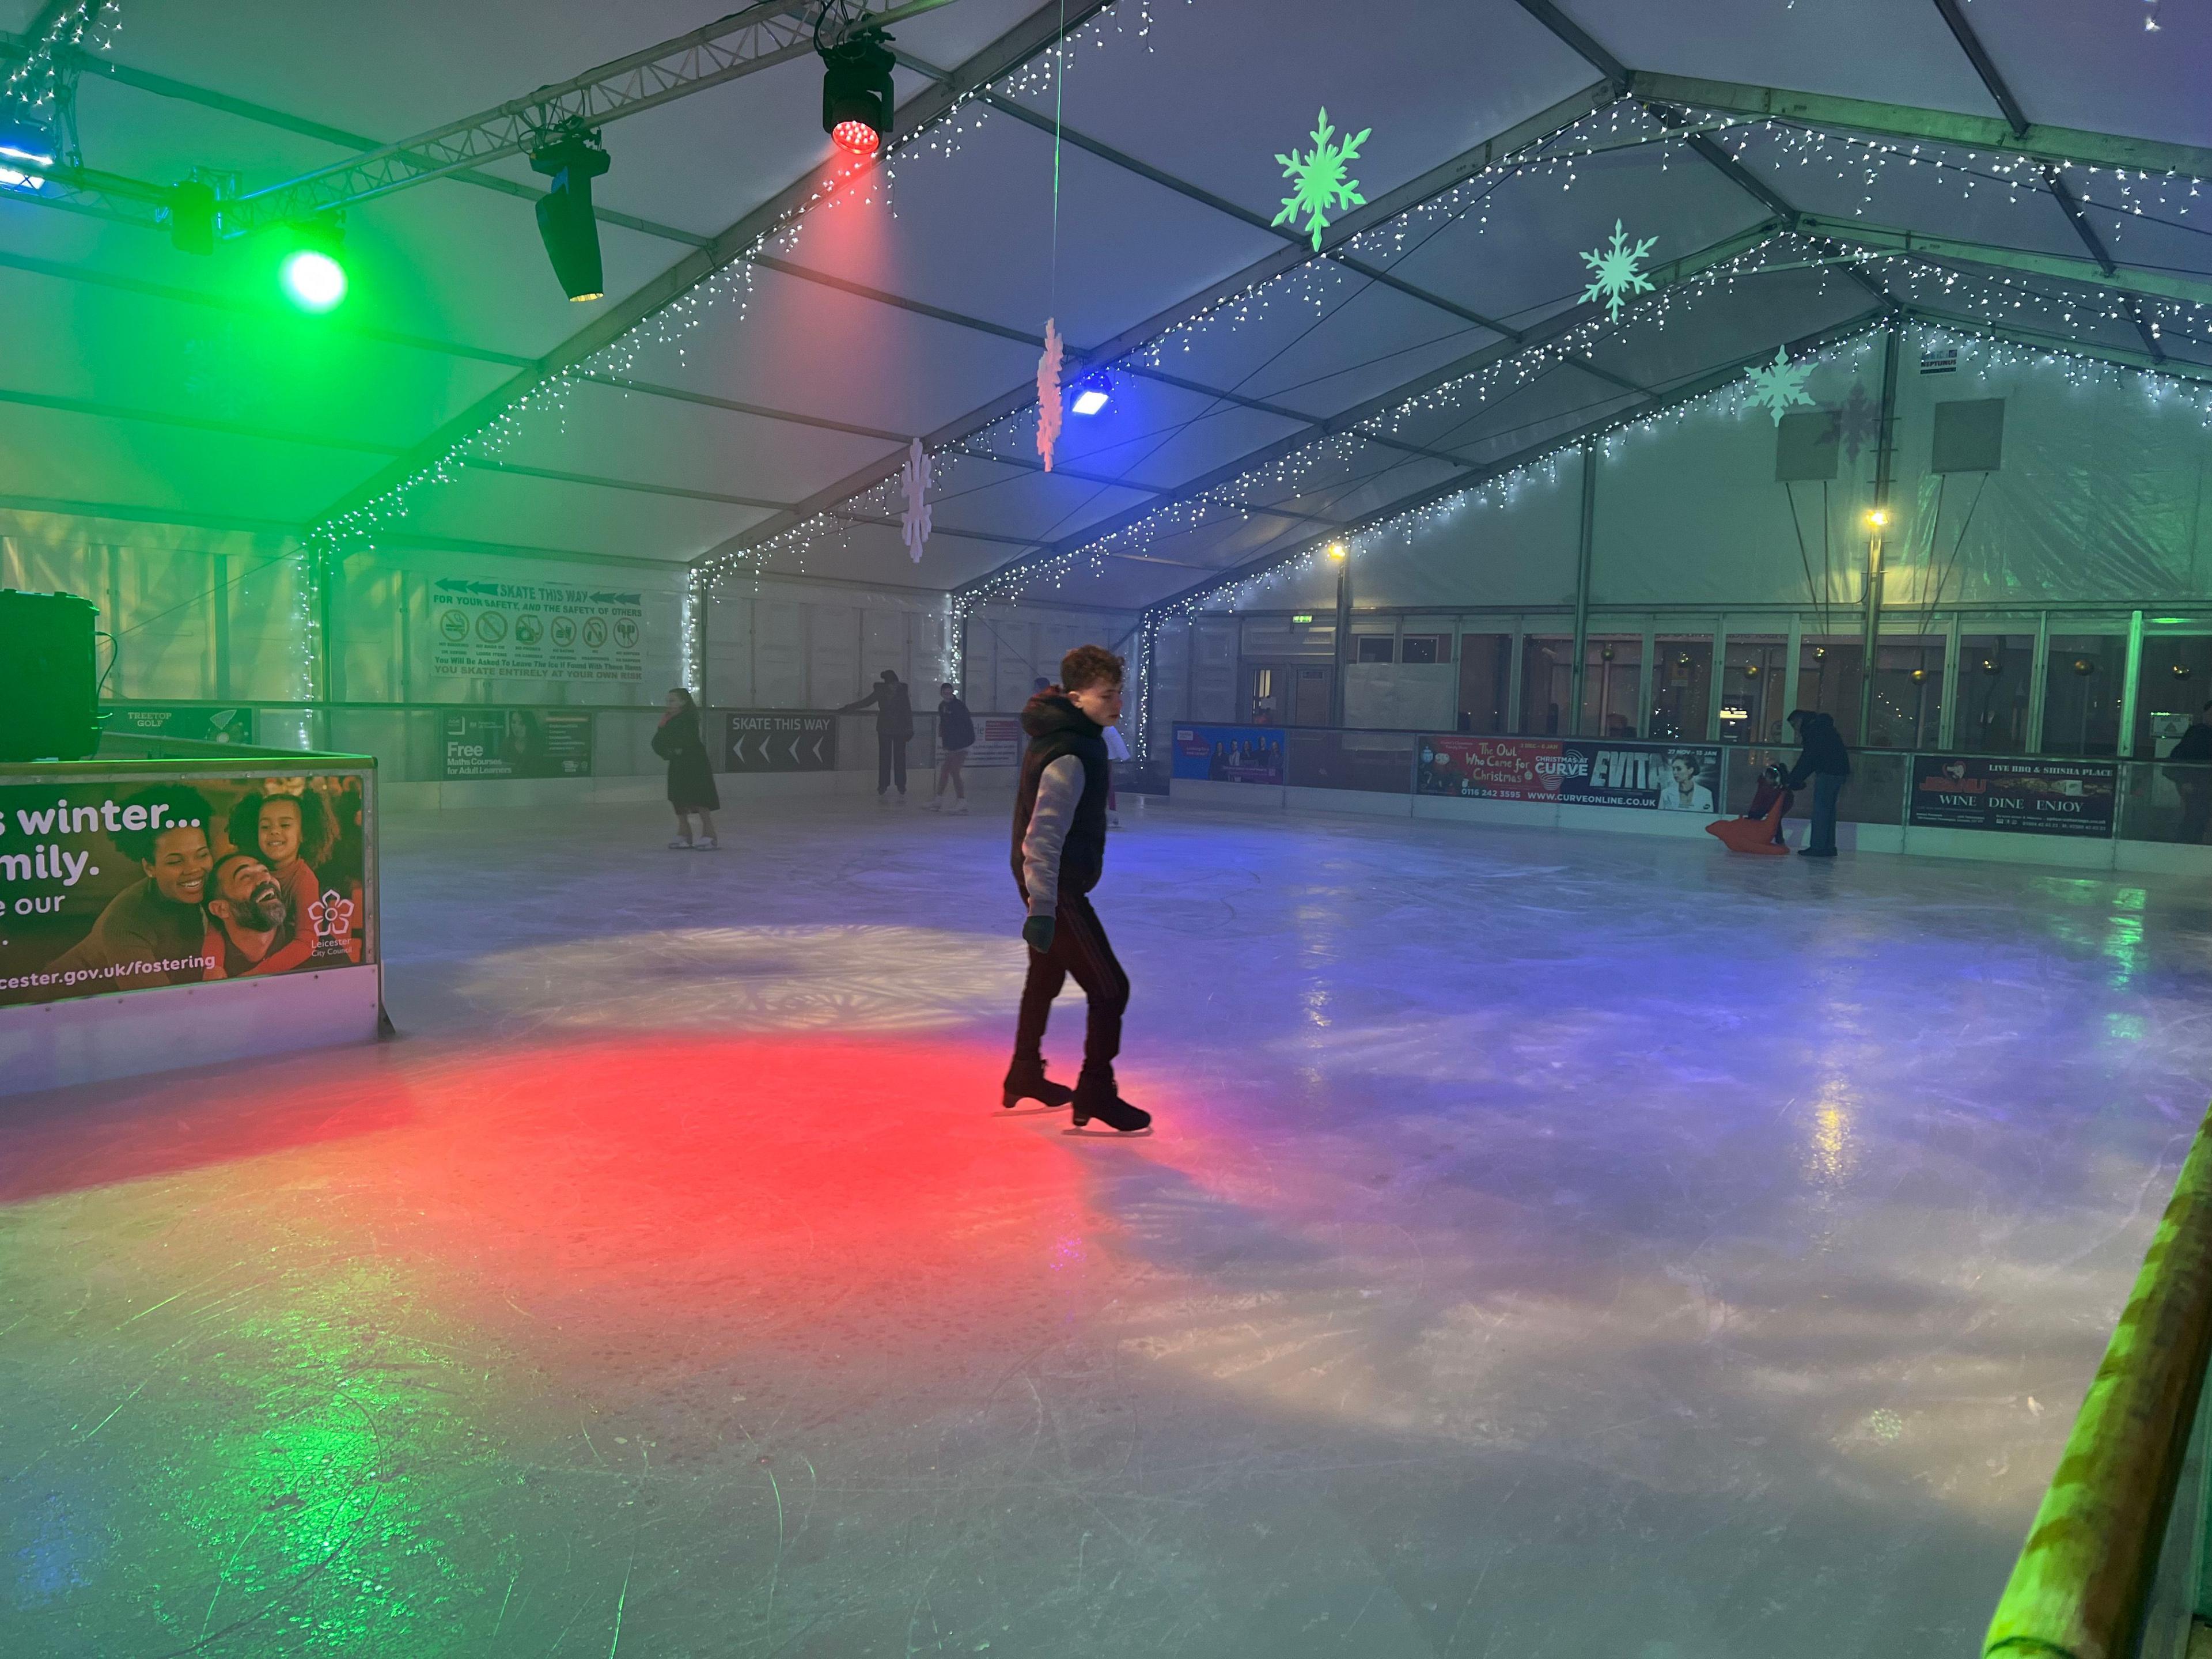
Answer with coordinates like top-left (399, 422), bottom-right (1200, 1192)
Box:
top-left (281, 247), bottom-right (346, 312)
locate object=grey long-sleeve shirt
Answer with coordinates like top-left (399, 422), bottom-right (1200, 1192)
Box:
top-left (1020, 755), bottom-right (1082, 919)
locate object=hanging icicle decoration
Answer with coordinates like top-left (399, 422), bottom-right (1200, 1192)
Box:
top-left (899, 437), bottom-right (933, 562)
top-left (1036, 318), bottom-right (1065, 471)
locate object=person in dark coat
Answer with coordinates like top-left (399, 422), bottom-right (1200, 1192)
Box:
top-left (930, 681), bottom-right (975, 815)
top-left (652, 688), bottom-right (721, 849)
top-left (1005, 646), bottom-right (1149, 1133)
top-left (1784, 708), bottom-right (1851, 858)
top-left (2165, 700), bottom-right (2212, 843)
top-left (840, 669), bottom-right (915, 803)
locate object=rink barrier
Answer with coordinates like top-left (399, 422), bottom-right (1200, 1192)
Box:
top-left (0, 745), bottom-right (386, 1096)
top-left (1158, 727), bottom-right (2212, 872)
top-left (1983, 1102), bottom-right (2212, 1659)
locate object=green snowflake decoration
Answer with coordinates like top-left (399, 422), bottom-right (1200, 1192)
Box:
top-left (1578, 219), bottom-right (1657, 322)
top-left (1743, 346), bottom-right (1816, 425)
top-left (1272, 108), bottom-right (1369, 252)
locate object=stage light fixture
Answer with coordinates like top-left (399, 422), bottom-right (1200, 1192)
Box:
top-left (168, 180), bottom-right (216, 255)
top-left (1327, 543), bottom-right (1347, 561)
top-left (1866, 507), bottom-right (1889, 529)
top-left (279, 220), bottom-right (347, 312)
top-left (1070, 379), bottom-right (1111, 416)
top-left (819, 26), bottom-right (895, 157)
top-left (0, 103), bottom-right (55, 191)
top-left (0, 107), bottom-right (55, 169)
top-left (531, 127), bottom-right (611, 302)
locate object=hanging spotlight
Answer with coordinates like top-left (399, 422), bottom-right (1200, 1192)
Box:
top-left (0, 101), bottom-right (55, 191)
top-left (0, 104), bottom-right (55, 169)
top-left (1070, 375), bottom-right (1111, 416)
top-left (530, 125), bottom-right (611, 302)
top-left (279, 219), bottom-right (347, 312)
top-left (819, 21), bottom-right (895, 157)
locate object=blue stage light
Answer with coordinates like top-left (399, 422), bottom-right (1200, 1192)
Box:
top-left (1070, 382), bottom-right (1109, 416)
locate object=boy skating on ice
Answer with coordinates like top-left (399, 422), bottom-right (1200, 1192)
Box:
top-left (1003, 646), bottom-right (1151, 1133)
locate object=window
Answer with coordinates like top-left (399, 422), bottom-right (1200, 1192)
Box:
top-left (1956, 635), bottom-right (2033, 753)
top-left (1459, 634), bottom-right (1511, 733)
top-left (1581, 637), bottom-right (1640, 738)
top-left (2135, 635), bottom-right (2212, 758)
top-left (1399, 635), bottom-right (1445, 665)
top-left (1720, 634), bottom-right (1786, 744)
top-left (1649, 636), bottom-right (1712, 742)
top-left (1867, 636), bottom-right (1943, 752)
top-left (1519, 637), bottom-right (1573, 735)
top-left (2046, 635), bottom-right (2126, 756)
top-left (1797, 637), bottom-right (1866, 747)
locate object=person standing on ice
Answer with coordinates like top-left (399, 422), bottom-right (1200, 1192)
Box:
top-left (1002, 646), bottom-right (1149, 1133)
top-left (839, 669), bottom-right (916, 804)
top-left (1784, 708), bottom-right (1851, 858)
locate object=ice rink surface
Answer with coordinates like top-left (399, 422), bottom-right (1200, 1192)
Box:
top-left (6, 794), bottom-right (2212, 1656)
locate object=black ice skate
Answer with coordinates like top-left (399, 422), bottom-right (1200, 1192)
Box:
top-left (1002, 1056), bottom-right (1074, 1109)
top-left (1070, 1068), bottom-right (1150, 1133)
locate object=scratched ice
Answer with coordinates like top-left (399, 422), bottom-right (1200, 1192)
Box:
top-left (2, 798), bottom-right (2205, 1655)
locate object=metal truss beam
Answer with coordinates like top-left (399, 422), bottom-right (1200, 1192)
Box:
top-left (1901, 303), bottom-right (2212, 384)
top-left (694, 77), bottom-right (1619, 573)
top-left (952, 216), bottom-right (1790, 600)
top-left (1510, 1), bottom-right (1889, 309)
top-left (1626, 71), bottom-right (2212, 179)
top-left (1918, 0), bottom-right (2166, 362)
top-left (1801, 214), bottom-right (2212, 313)
top-left (1140, 305), bottom-right (1893, 618)
top-left (221, 0), bottom-right (965, 236)
top-left (305, 0), bottom-right (1114, 547)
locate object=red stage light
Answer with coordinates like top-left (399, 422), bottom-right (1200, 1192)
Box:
top-left (831, 119), bottom-right (881, 157)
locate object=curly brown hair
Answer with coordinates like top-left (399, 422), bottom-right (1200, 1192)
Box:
top-left (227, 789), bottom-right (335, 868)
top-left (1059, 644), bottom-right (1125, 694)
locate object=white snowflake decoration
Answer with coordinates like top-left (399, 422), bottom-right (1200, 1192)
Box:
top-left (1578, 219), bottom-right (1657, 322)
top-left (1036, 317), bottom-right (1065, 472)
top-left (899, 437), bottom-right (932, 562)
top-left (1743, 347), bottom-right (1816, 425)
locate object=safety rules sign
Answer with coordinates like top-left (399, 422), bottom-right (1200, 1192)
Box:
top-left (429, 579), bottom-right (643, 683)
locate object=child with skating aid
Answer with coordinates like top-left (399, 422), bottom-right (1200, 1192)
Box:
top-left (1705, 762), bottom-right (1795, 856)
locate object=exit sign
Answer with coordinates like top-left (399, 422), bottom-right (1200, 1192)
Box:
top-left (1291, 613), bottom-right (1314, 624)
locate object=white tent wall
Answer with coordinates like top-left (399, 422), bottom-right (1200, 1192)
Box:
top-left (705, 577), bottom-right (953, 711)
top-left (1289, 331), bottom-right (2212, 621)
top-left (960, 605), bottom-right (1145, 719)
top-left (1145, 331), bottom-right (2212, 744)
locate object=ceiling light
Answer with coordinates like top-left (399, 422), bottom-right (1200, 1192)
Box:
top-left (531, 127), bottom-right (611, 302)
top-left (1070, 383), bottom-right (1110, 416)
top-left (1327, 543), bottom-right (1347, 561)
top-left (820, 27), bottom-right (894, 157)
top-left (0, 106), bottom-right (55, 171)
top-left (279, 220), bottom-right (347, 312)
top-left (281, 248), bottom-right (346, 311)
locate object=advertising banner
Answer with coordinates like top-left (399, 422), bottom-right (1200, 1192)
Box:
top-left (429, 578), bottom-right (643, 683)
top-left (965, 717), bottom-right (1024, 768)
top-left (441, 710), bottom-right (594, 780)
top-left (1418, 735), bottom-right (1724, 812)
top-left (725, 713), bottom-right (837, 772)
top-left (0, 771), bottom-right (371, 1008)
top-left (105, 705), bottom-right (257, 745)
top-left (1171, 725), bottom-right (1286, 785)
top-left (1908, 754), bottom-right (2117, 837)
